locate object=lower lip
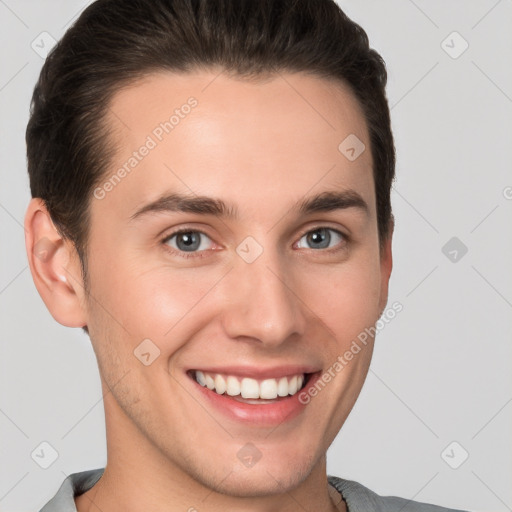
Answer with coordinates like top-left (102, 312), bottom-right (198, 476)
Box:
top-left (189, 373), bottom-right (320, 426)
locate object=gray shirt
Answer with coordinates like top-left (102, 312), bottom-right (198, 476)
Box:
top-left (39, 468), bottom-right (469, 512)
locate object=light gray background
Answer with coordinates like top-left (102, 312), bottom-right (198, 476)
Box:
top-left (1, 1), bottom-right (511, 511)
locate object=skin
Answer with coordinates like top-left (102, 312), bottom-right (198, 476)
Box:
top-left (25, 70), bottom-right (393, 512)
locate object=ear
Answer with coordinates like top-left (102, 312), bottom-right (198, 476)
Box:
top-left (378, 217), bottom-right (394, 314)
top-left (24, 198), bottom-right (88, 328)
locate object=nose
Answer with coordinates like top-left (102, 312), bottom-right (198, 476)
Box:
top-left (219, 245), bottom-right (306, 347)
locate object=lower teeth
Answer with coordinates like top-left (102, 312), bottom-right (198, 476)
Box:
top-left (231, 396), bottom-right (281, 404)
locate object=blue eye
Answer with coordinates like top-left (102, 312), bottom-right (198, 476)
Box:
top-left (163, 230), bottom-right (214, 253)
top-left (296, 228), bottom-right (345, 250)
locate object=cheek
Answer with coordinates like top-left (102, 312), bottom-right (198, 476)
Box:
top-left (87, 254), bottom-right (226, 347)
top-left (298, 254), bottom-right (382, 338)
top-left (84, 262), bottom-right (224, 412)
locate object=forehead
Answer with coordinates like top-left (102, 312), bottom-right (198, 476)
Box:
top-left (95, 70), bottom-right (375, 224)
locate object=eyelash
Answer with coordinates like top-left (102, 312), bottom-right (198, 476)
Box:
top-left (160, 226), bottom-right (349, 260)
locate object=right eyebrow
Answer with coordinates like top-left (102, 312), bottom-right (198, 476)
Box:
top-left (128, 193), bottom-right (239, 222)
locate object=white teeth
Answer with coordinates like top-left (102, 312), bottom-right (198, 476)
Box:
top-left (226, 376), bottom-right (241, 396)
top-left (277, 377), bottom-right (289, 397)
top-left (205, 373), bottom-right (215, 390)
top-left (194, 371), bottom-right (306, 399)
top-left (260, 379), bottom-right (278, 399)
top-left (195, 370), bottom-right (206, 386)
top-left (241, 378), bottom-right (260, 399)
top-left (288, 375), bottom-right (298, 395)
top-left (214, 374), bottom-right (226, 394)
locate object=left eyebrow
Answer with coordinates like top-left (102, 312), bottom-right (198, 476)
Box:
top-left (296, 190), bottom-right (369, 216)
top-left (128, 189), bottom-right (369, 223)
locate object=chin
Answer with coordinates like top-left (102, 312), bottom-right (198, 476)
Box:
top-left (186, 446), bottom-right (318, 498)
top-left (209, 465), bottom-right (313, 498)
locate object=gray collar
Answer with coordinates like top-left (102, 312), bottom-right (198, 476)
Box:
top-left (39, 468), bottom-right (468, 512)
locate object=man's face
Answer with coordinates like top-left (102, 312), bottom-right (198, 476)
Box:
top-left (80, 70), bottom-right (391, 495)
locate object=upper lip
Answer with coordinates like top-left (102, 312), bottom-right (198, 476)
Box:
top-left (187, 365), bottom-right (321, 380)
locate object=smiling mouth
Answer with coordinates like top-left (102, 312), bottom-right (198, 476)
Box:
top-left (187, 370), bottom-right (311, 403)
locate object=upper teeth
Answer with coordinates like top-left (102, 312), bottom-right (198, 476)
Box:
top-left (194, 371), bottom-right (305, 399)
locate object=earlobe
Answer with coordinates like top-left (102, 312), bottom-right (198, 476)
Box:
top-left (24, 198), bottom-right (87, 328)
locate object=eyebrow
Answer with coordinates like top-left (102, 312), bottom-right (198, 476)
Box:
top-left (128, 189), bottom-right (369, 222)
